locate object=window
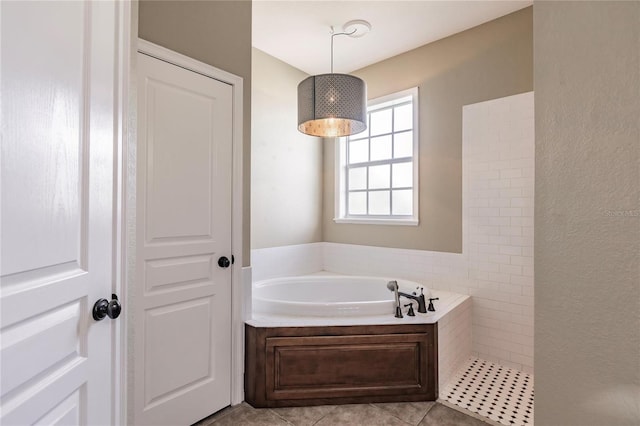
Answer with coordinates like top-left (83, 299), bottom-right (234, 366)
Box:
top-left (335, 87), bottom-right (419, 225)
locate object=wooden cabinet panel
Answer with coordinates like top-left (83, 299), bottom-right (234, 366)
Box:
top-left (245, 324), bottom-right (437, 407)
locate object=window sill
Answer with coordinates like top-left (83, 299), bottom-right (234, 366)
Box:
top-left (333, 218), bottom-right (419, 226)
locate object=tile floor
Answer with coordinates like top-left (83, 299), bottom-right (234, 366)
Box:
top-left (441, 358), bottom-right (534, 426)
top-left (194, 357), bottom-right (534, 426)
top-left (193, 401), bottom-right (492, 426)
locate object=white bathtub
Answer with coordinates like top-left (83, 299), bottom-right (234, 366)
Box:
top-left (249, 274), bottom-right (472, 393)
top-left (252, 275), bottom-right (432, 317)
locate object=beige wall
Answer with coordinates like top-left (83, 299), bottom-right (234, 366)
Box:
top-left (138, 0), bottom-right (252, 265)
top-left (251, 48), bottom-right (323, 248)
top-left (324, 7), bottom-right (533, 253)
top-left (535, 2), bottom-right (640, 425)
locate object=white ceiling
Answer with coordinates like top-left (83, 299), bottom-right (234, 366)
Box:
top-left (253, 1), bottom-right (532, 75)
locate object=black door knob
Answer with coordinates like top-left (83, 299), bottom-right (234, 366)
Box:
top-left (218, 256), bottom-right (231, 268)
top-left (93, 294), bottom-right (122, 321)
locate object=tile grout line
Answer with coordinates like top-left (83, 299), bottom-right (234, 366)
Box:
top-left (438, 399), bottom-right (499, 426)
top-left (267, 408), bottom-right (295, 425)
top-left (440, 357), bottom-right (534, 426)
top-left (366, 403), bottom-right (414, 425)
top-left (310, 404), bottom-right (338, 426)
top-left (204, 404), bottom-right (241, 425)
top-left (415, 401), bottom-right (437, 425)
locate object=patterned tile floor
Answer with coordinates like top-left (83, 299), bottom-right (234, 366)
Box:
top-left (194, 401), bottom-right (492, 425)
top-left (441, 358), bottom-right (534, 426)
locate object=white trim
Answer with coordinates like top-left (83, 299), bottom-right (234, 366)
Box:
top-left (114, 2), bottom-right (134, 424)
top-left (229, 61), bottom-right (245, 407)
top-left (137, 39), bottom-right (242, 88)
top-left (335, 87), bottom-right (420, 223)
top-left (334, 137), bottom-right (347, 219)
top-left (135, 39), bottom-right (245, 407)
top-left (369, 86), bottom-right (418, 111)
top-left (333, 218), bottom-right (419, 226)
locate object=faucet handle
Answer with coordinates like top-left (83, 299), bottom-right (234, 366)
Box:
top-left (404, 303), bottom-right (415, 316)
top-left (427, 297), bottom-right (439, 312)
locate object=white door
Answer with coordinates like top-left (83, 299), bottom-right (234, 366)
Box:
top-left (134, 51), bottom-right (233, 425)
top-left (1, 1), bottom-right (121, 425)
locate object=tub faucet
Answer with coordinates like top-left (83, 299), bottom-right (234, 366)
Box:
top-left (386, 280), bottom-right (403, 318)
top-left (398, 287), bottom-right (427, 313)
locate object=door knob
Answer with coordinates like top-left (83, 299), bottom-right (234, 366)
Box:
top-left (93, 294), bottom-right (122, 321)
top-left (218, 256), bottom-right (231, 268)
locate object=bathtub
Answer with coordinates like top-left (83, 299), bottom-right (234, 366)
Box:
top-left (246, 274), bottom-right (472, 408)
top-left (252, 274), bottom-right (432, 317)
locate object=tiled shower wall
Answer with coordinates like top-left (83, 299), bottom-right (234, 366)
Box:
top-left (462, 92), bottom-right (534, 372)
top-left (251, 92), bottom-right (534, 373)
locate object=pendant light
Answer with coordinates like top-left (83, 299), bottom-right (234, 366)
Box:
top-left (297, 20), bottom-right (371, 138)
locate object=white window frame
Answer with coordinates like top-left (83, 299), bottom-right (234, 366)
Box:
top-left (334, 87), bottom-right (419, 225)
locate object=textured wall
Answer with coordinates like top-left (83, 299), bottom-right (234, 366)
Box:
top-left (138, 0), bottom-right (252, 265)
top-left (535, 2), bottom-right (640, 425)
top-left (323, 7), bottom-right (533, 253)
top-left (251, 49), bottom-right (323, 249)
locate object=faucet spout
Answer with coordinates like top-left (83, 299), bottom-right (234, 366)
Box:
top-left (398, 288), bottom-right (427, 313)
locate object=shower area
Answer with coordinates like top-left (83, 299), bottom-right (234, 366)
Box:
top-left (440, 91), bottom-right (535, 425)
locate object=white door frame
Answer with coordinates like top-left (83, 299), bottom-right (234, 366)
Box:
top-left (114, 3), bottom-right (134, 425)
top-left (131, 38), bottom-right (245, 409)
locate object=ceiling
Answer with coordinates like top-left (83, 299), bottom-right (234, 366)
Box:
top-left (253, 1), bottom-right (532, 75)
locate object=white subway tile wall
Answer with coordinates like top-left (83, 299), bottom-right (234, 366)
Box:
top-left (438, 297), bottom-right (473, 392)
top-left (251, 92), bottom-right (534, 373)
top-left (463, 92), bottom-right (534, 373)
top-left (251, 243), bottom-right (324, 282)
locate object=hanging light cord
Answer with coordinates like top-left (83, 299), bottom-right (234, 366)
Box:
top-left (330, 27), bottom-right (357, 73)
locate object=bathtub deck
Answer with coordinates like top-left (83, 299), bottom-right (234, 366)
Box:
top-left (247, 290), bottom-right (469, 328)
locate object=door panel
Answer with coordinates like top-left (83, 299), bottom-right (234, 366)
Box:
top-left (145, 298), bottom-right (213, 403)
top-left (1, 1), bottom-right (119, 425)
top-left (144, 255), bottom-right (213, 293)
top-left (145, 79), bottom-right (216, 242)
top-left (1, 1), bottom-right (85, 276)
top-left (135, 52), bottom-right (233, 425)
top-left (1, 302), bottom-right (82, 396)
top-left (34, 390), bottom-right (82, 425)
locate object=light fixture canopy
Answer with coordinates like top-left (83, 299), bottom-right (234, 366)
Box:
top-left (297, 21), bottom-right (370, 138)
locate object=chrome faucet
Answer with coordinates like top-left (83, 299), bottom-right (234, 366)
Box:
top-left (386, 280), bottom-right (403, 318)
top-left (398, 287), bottom-right (427, 313)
